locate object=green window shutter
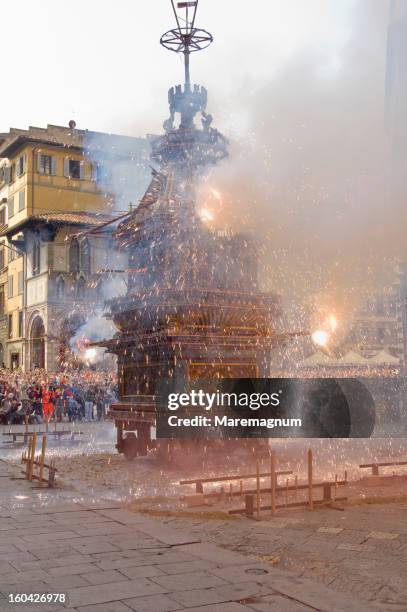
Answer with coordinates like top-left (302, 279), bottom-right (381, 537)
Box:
top-left (18, 189), bottom-right (25, 211)
top-left (79, 161), bottom-right (85, 180)
top-left (51, 156), bottom-right (57, 175)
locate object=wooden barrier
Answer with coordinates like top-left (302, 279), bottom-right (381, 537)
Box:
top-left (270, 451), bottom-right (276, 515)
top-left (229, 448), bottom-right (347, 518)
top-left (180, 468), bottom-right (292, 495)
top-left (359, 460), bottom-right (407, 476)
top-left (21, 435), bottom-right (57, 488)
top-left (4, 428), bottom-right (83, 444)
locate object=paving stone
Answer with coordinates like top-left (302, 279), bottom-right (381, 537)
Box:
top-left (180, 605), bottom-right (249, 612)
top-left (206, 582), bottom-right (274, 605)
top-left (90, 552), bottom-right (125, 562)
top-left (0, 569), bottom-right (51, 587)
top-left (368, 531), bottom-right (399, 540)
top-left (0, 562), bottom-right (16, 574)
top-left (27, 546), bottom-right (76, 559)
top-left (0, 551), bottom-right (37, 563)
top-left (21, 531), bottom-right (79, 543)
top-left (0, 603), bottom-right (68, 612)
top-left (47, 511), bottom-right (113, 523)
top-left (106, 537), bottom-right (161, 551)
top-left (10, 558), bottom-right (60, 572)
top-left (208, 563), bottom-right (272, 584)
top-left (82, 570), bottom-right (131, 585)
top-left (317, 527), bottom-right (344, 535)
top-left (337, 543), bottom-right (375, 553)
top-left (167, 586), bottom-right (232, 608)
top-left (258, 572), bottom-right (376, 612)
top-left (48, 563), bottom-right (100, 577)
top-left (177, 543), bottom-right (256, 566)
top-left (118, 565), bottom-right (166, 580)
top-left (53, 554), bottom-right (95, 567)
top-left (95, 509), bottom-right (147, 524)
top-left (76, 602), bottom-right (132, 612)
top-left (134, 523), bottom-right (201, 546)
top-left (243, 593), bottom-right (312, 611)
top-left (0, 544), bottom-right (20, 553)
top-left (67, 579), bottom-right (166, 608)
top-left (70, 540), bottom-right (120, 555)
top-left (72, 524), bottom-right (133, 537)
top-left (157, 560), bottom-right (215, 575)
top-left (121, 545), bottom-right (169, 554)
top-left (150, 571), bottom-right (228, 592)
top-left (1, 580), bottom-right (49, 597)
top-left (96, 551), bottom-right (195, 571)
top-left (44, 574), bottom-right (90, 589)
top-left (123, 593), bottom-right (184, 611)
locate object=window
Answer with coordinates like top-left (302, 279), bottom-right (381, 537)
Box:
top-left (64, 158), bottom-right (84, 180)
top-left (0, 286), bottom-right (4, 315)
top-left (80, 239), bottom-right (91, 274)
top-left (18, 189), bottom-right (25, 212)
top-left (0, 208), bottom-right (6, 227)
top-left (8, 314), bottom-right (12, 339)
top-left (8, 196), bottom-right (14, 218)
top-left (32, 240), bottom-right (41, 276)
top-left (56, 276), bottom-right (65, 299)
top-left (8, 247), bottom-right (14, 263)
top-left (7, 275), bottom-right (13, 298)
top-left (76, 277), bottom-right (86, 299)
top-left (18, 311), bottom-right (23, 337)
top-left (0, 247), bottom-right (4, 270)
top-left (37, 154), bottom-right (56, 175)
top-left (3, 166), bottom-right (12, 184)
top-left (16, 154), bottom-right (26, 177)
top-left (69, 239), bottom-right (80, 272)
top-left (18, 271), bottom-right (24, 295)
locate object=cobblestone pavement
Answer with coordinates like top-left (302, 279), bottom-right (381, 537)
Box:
top-left (0, 458), bottom-right (377, 612)
top-left (152, 502), bottom-right (407, 611)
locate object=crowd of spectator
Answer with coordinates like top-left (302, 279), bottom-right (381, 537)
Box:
top-left (0, 369), bottom-right (117, 425)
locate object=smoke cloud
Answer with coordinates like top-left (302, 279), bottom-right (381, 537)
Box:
top-left (195, 0), bottom-right (404, 331)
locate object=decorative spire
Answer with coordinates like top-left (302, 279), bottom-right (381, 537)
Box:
top-left (160, 1), bottom-right (213, 130)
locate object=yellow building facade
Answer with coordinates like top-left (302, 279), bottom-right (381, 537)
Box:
top-left (0, 124), bottom-right (148, 370)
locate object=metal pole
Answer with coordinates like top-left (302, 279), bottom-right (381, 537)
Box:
top-left (184, 50), bottom-right (191, 91)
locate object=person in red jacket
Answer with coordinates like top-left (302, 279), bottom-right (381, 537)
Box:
top-left (42, 386), bottom-right (54, 422)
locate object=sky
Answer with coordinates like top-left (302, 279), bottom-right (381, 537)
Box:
top-left (1, 0), bottom-right (367, 136)
top-left (2, 0), bottom-right (402, 330)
